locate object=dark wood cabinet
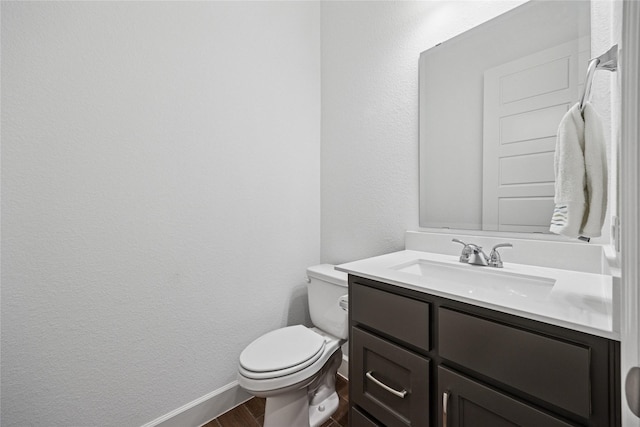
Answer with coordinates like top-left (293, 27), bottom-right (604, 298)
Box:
top-left (438, 308), bottom-right (591, 418)
top-left (348, 275), bottom-right (620, 427)
top-left (351, 327), bottom-right (430, 427)
top-left (437, 366), bottom-right (576, 427)
top-left (351, 283), bottom-right (431, 352)
top-left (352, 407), bottom-right (383, 427)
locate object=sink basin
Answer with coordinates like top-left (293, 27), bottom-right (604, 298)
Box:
top-left (390, 259), bottom-right (555, 299)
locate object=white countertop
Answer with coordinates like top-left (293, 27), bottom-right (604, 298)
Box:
top-left (337, 250), bottom-right (619, 341)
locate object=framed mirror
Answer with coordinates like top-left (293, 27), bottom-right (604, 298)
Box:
top-left (419, 1), bottom-right (591, 233)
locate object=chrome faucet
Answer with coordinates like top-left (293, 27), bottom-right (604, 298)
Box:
top-left (452, 239), bottom-right (513, 268)
top-left (467, 244), bottom-right (490, 266)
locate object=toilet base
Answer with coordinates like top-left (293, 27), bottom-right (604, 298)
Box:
top-left (261, 349), bottom-right (343, 427)
top-left (263, 387), bottom-right (311, 427)
top-left (309, 391), bottom-right (339, 427)
top-left (262, 388), bottom-right (339, 427)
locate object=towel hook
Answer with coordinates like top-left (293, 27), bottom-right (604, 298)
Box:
top-left (579, 44), bottom-right (618, 112)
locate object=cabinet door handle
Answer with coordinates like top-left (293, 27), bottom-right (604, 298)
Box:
top-left (443, 391), bottom-right (449, 427)
top-left (365, 371), bottom-right (408, 398)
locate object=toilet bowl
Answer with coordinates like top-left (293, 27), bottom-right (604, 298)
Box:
top-left (237, 265), bottom-right (348, 427)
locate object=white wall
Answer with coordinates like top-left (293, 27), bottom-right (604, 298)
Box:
top-left (1, 2), bottom-right (320, 426)
top-left (591, 0), bottom-right (622, 251)
top-left (320, 1), bottom-right (525, 264)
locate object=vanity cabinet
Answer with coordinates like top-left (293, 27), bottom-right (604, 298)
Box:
top-left (351, 327), bottom-right (430, 427)
top-left (348, 275), bottom-right (620, 427)
top-left (437, 366), bottom-right (574, 427)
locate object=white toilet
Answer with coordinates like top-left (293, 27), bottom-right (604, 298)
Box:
top-left (237, 264), bottom-right (348, 427)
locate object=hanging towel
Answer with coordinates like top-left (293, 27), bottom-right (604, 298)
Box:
top-left (550, 102), bottom-right (608, 238)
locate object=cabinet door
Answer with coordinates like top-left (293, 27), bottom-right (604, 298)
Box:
top-left (437, 367), bottom-right (577, 427)
top-left (352, 327), bottom-right (430, 427)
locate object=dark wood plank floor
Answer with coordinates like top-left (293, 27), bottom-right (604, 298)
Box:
top-left (204, 375), bottom-right (348, 427)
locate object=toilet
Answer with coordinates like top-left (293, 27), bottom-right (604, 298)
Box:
top-left (237, 264), bottom-right (348, 427)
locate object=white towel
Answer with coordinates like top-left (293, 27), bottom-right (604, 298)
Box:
top-left (550, 102), bottom-right (608, 238)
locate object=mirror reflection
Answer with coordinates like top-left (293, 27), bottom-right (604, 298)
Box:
top-left (419, 1), bottom-right (591, 232)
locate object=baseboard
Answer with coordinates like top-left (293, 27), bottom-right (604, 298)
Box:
top-left (338, 353), bottom-right (349, 379)
top-left (142, 355), bottom-right (349, 427)
top-left (141, 381), bottom-right (252, 427)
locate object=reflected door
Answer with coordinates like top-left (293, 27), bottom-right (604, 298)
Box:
top-left (482, 38), bottom-right (589, 232)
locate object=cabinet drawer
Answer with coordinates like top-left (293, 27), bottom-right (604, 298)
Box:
top-left (351, 407), bottom-right (383, 427)
top-left (352, 327), bottom-right (430, 427)
top-left (438, 308), bottom-right (591, 418)
top-left (351, 283), bottom-right (430, 351)
top-left (438, 366), bottom-right (577, 427)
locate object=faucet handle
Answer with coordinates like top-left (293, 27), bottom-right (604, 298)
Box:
top-left (492, 243), bottom-right (513, 250)
top-left (489, 243), bottom-right (513, 268)
top-left (452, 238), bottom-right (467, 246)
top-left (452, 239), bottom-right (471, 263)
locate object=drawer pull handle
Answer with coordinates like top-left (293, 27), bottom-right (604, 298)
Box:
top-left (365, 371), bottom-right (408, 398)
top-left (443, 391), bottom-right (449, 427)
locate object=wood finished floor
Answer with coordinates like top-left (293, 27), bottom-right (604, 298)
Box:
top-left (203, 375), bottom-right (349, 427)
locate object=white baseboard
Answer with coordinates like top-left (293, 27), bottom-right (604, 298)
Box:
top-left (141, 381), bottom-right (252, 427)
top-left (142, 356), bottom-right (349, 427)
top-left (338, 354), bottom-right (349, 379)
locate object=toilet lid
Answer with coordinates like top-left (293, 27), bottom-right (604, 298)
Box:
top-left (239, 325), bottom-right (326, 374)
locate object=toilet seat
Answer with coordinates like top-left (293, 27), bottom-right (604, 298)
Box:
top-left (239, 325), bottom-right (326, 380)
top-left (238, 327), bottom-right (344, 395)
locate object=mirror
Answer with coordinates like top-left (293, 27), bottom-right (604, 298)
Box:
top-left (419, 1), bottom-right (591, 233)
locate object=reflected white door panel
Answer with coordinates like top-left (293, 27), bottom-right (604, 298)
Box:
top-left (482, 38), bottom-right (589, 233)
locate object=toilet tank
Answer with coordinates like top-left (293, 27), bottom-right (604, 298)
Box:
top-left (306, 264), bottom-right (348, 340)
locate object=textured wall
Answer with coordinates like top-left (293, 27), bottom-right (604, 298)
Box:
top-left (1, 2), bottom-right (320, 426)
top-left (590, 0), bottom-right (619, 247)
top-left (320, 1), bottom-right (525, 264)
